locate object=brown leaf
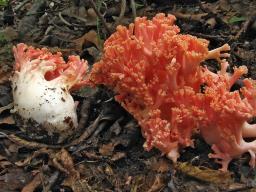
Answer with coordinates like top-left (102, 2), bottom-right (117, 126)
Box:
top-left (0, 155), bottom-right (12, 169)
top-left (104, 164), bottom-right (114, 176)
top-left (0, 168), bottom-right (33, 191)
top-left (175, 162), bottom-right (233, 186)
top-left (21, 174), bottom-right (41, 192)
top-left (15, 148), bottom-right (52, 167)
top-left (73, 30), bottom-right (102, 51)
top-left (150, 158), bottom-right (170, 173)
top-left (0, 103), bottom-right (13, 114)
top-left (54, 148), bottom-right (79, 178)
top-left (99, 142), bottom-right (116, 156)
top-left (111, 152), bottom-right (126, 161)
top-left (0, 86), bottom-right (12, 107)
top-left (63, 177), bottom-right (93, 192)
top-left (8, 143), bottom-right (20, 153)
top-left (147, 174), bottom-right (165, 192)
top-left (0, 69), bottom-right (12, 84)
top-left (2, 27), bottom-right (18, 42)
top-left (0, 115), bottom-right (15, 125)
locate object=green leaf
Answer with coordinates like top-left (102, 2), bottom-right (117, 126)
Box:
top-left (135, 2), bottom-right (144, 9)
top-left (0, 0), bottom-right (8, 6)
top-left (228, 16), bottom-right (246, 24)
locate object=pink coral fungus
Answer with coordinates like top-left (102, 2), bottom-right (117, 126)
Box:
top-left (12, 43), bottom-right (88, 139)
top-left (90, 12), bottom-right (256, 171)
top-left (90, 13), bottom-right (234, 164)
top-left (199, 61), bottom-right (256, 171)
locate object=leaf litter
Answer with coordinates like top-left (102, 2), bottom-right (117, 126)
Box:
top-left (0, 0), bottom-right (256, 191)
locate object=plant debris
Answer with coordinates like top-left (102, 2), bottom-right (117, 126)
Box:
top-left (0, 0), bottom-right (256, 191)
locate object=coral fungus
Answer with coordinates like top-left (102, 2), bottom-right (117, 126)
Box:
top-left (12, 43), bottom-right (88, 139)
top-left (90, 13), bottom-right (233, 164)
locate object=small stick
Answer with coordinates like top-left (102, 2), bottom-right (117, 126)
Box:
top-left (14, 0), bottom-right (31, 12)
top-left (233, 17), bottom-right (252, 40)
top-left (88, 0), bottom-right (111, 35)
top-left (114, 0), bottom-right (126, 25)
top-left (130, 0), bottom-right (137, 20)
top-left (58, 12), bottom-right (72, 26)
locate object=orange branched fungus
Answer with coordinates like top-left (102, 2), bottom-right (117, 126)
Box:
top-left (89, 13), bottom-right (256, 171)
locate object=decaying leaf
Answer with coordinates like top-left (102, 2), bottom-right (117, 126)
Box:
top-left (63, 177), bottom-right (94, 192)
top-left (21, 173), bottom-right (42, 192)
top-left (0, 103), bottom-right (13, 114)
top-left (0, 67), bottom-right (12, 85)
top-left (0, 154), bottom-right (12, 170)
top-left (0, 85), bottom-right (12, 107)
top-left (99, 142), bottom-right (116, 156)
top-left (149, 158), bottom-right (170, 173)
top-left (1, 27), bottom-right (18, 42)
top-left (0, 115), bottom-right (15, 125)
top-left (111, 152), bottom-right (126, 161)
top-left (0, 168), bottom-right (33, 191)
top-left (53, 148), bottom-right (79, 178)
top-left (175, 162), bottom-right (233, 186)
top-left (59, 149), bottom-right (94, 192)
top-left (15, 148), bottom-right (52, 167)
top-left (73, 30), bottom-right (102, 51)
top-left (147, 174), bottom-right (165, 192)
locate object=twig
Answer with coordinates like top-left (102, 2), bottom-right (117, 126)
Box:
top-left (130, 0), bottom-right (137, 20)
top-left (7, 115), bottom-right (101, 149)
top-left (43, 171), bottom-right (60, 192)
top-left (0, 103), bottom-right (13, 114)
top-left (14, 0), bottom-right (31, 12)
top-left (58, 12), bottom-right (72, 26)
top-left (0, 132), bottom-right (9, 138)
top-left (91, 121), bottom-right (108, 137)
top-left (114, 0), bottom-right (126, 25)
top-left (189, 32), bottom-right (226, 42)
top-left (233, 17), bottom-right (252, 40)
top-left (78, 99), bottom-right (91, 130)
top-left (69, 115), bottom-right (102, 146)
top-left (88, 0), bottom-right (111, 35)
top-left (172, 12), bottom-right (208, 21)
top-left (21, 173), bottom-right (42, 192)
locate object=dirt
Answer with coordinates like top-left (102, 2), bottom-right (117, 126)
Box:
top-left (0, 0), bottom-right (256, 191)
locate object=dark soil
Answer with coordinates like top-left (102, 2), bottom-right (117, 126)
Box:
top-left (0, 0), bottom-right (256, 191)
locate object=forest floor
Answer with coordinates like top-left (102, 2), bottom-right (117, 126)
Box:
top-left (0, 0), bottom-right (256, 191)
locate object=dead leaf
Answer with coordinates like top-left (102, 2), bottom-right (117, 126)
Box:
top-left (0, 103), bottom-right (13, 114)
top-left (0, 115), bottom-right (15, 125)
top-left (99, 142), bottom-right (116, 156)
top-left (0, 85), bottom-right (12, 107)
top-left (8, 143), bottom-right (20, 153)
top-left (63, 177), bottom-right (94, 192)
top-left (111, 152), bottom-right (126, 161)
top-left (54, 148), bottom-right (79, 177)
top-left (0, 168), bottom-right (33, 191)
top-left (1, 27), bottom-right (18, 41)
top-left (219, 0), bottom-right (231, 11)
top-left (60, 149), bottom-right (93, 192)
top-left (104, 164), bottom-right (114, 176)
top-left (0, 68), bottom-right (12, 84)
top-left (150, 158), bottom-right (170, 173)
top-left (15, 148), bottom-right (52, 167)
top-left (175, 162), bottom-right (233, 186)
top-left (147, 174), bottom-right (165, 192)
top-left (0, 154), bottom-right (12, 170)
top-left (21, 174), bottom-right (41, 192)
top-left (73, 30), bottom-right (102, 51)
